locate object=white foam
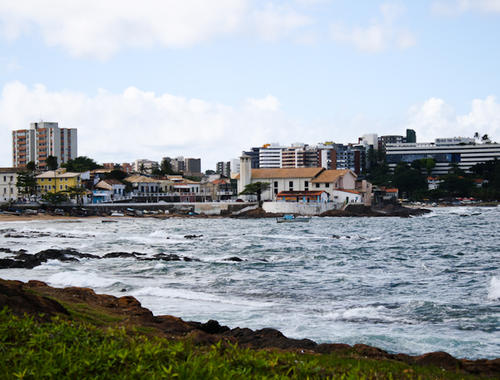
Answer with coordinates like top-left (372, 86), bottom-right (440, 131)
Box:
top-left (487, 276), bottom-right (500, 300)
top-left (326, 306), bottom-right (397, 322)
top-left (47, 271), bottom-right (118, 288)
top-left (131, 286), bottom-right (272, 307)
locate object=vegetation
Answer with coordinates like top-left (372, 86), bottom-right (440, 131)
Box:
top-left (41, 191), bottom-right (69, 205)
top-left (239, 182), bottom-right (270, 203)
top-left (61, 156), bottom-right (101, 172)
top-left (15, 171), bottom-right (37, 198)
top-left (46, 155), bottom-right (59, 170)
top-left (64, 186), bottom-right (88, 205)
top-left (0, 308), bottom-right (483, 380)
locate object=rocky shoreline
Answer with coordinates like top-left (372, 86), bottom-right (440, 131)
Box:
top-left (0, 278), bottom-right (498, 377)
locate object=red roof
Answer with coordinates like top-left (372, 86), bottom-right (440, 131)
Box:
top-left (334, 189), bottom-right (361, 195)
top-left (277, 190), bottom-right (326, 197)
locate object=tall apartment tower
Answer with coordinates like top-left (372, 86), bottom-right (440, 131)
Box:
top-left (12, 122), bottom-right (77, 170)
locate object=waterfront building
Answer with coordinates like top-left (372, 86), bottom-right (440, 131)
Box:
top-left (93, 179), bottom-right (128, 203)
top-left (0, 168), bottom-right (19, 203)
top-left (36, 169), bottom-right (81, 193)
top-left (12, 122), bottom-right (77, 170)
top-left (237, 155), bottom-right (368, 203)
top-left (385, 139), bottom-right (500, 175)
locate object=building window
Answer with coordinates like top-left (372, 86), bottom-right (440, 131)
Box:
top-left (289, 181), bottom-right (294, 191)
top-left (304, 181), bottom-right (309, 191)
top-left (325, 183), bottom-right (329, 188)
top-left (315, 183), bottom-right (320, 188)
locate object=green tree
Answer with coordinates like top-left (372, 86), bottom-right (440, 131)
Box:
top-left (160, 158), bottom-right (174, 175)
top-left (239, 182), bottom-right (270, 203)
top-left (139, 163), bottom-right (146, 174)
top-left (46, 155), bottom-right (58, 170)
top-left (392, 163), bottom-right (427, 199)
top-left (42, 191), bottom-right (68, 206)
top-left (439, 174), bottom-right (474, 197)
top-left (61, 156), bottom-right (101, 172)
top-left (411, 158), bottom-right (436, 177)
top-left (64, 186), bottom-right (87, 205)
top-left (105, 169), bottom-right (128, 181)
top-left (16, 171), bottom-right (37, 198)
top-left (26, 161), bottom-right (36, 172)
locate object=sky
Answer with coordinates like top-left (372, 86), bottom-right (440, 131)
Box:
top-left (1, 0), bottom-right (500, 171)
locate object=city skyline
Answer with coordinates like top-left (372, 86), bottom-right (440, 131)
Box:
top-left (1, 1), bottom-right (500, 170)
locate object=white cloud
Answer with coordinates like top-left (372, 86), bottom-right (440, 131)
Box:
top-left (330, 2), bottom-right (416, 53)
top-left (251, 3), bottom-right (312, 41)
top-left (0, 82), bottom-right (309, 169)
top-left (405, 97), bottom-right (500, 142)
top-left (0, 1), bottom-right (318, 59)
top-left (432, 0), bottom-right (500, 15)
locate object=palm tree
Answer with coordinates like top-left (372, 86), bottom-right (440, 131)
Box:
top-left (65, 186), bottom-right (88, 206)
top-left (239, 182), bottom-right (270, 204)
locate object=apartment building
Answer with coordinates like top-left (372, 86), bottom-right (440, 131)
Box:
top-left (216, 161), bottom-right (231, 177)
top-left (12, 122), bottom-right (77, 170)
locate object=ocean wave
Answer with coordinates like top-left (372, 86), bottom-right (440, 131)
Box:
top-left (47, 271), bottom-right (119, 288)
top-left (487, 276), bottom-right (500, 300)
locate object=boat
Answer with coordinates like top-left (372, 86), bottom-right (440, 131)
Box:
top-left (276, 214), bottom-right (311, 223)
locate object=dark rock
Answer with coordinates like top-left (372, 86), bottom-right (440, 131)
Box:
top-left (414, 351), bottom-right (461, 371)
top-left (184, 234), bottom-right (203, 239)
top-left (103, 252), bottom-right (138, 259)
top-left (224, 257), bottom-right (244, 262)
top-left (199, 319), bottom-right (230, 334)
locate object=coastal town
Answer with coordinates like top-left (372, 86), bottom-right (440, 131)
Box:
top-left (1, 121), bottom-right (499, 216)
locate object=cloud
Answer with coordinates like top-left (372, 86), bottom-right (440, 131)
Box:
top-left (0, 82), bottom-right (309, 169)
top-left (0, 1), bottom-right (317, 59)
top-left (251, 3), bottom-right (312, 41)
top-left (405, 97), bottom-right (500, 142)
top-left (330, 2), bottom-right (416, 53)
top-left (432, 0), bottom-right (500, 15)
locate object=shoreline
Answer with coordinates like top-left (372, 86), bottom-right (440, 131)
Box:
top-left (1, 278), bottom-right (498, 377)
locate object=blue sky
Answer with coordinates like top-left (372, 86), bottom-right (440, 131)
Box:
top-left (1, 0), bottom-right (500, 170)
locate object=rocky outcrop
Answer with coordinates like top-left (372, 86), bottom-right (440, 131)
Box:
top-left (0, 249), bottom-right (198, 269)
top-left (0, 278), bottom-right (498, 377)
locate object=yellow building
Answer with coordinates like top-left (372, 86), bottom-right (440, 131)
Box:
top-left (36, 169), bottom-right (81, 193)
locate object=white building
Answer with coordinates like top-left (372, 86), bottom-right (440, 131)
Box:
top-left (12, 122), bottom-right (77, 169)
top-left (133, 159), bottom-right (159, 174)
top-left (237, 155), bottom-right (365, 203)
top-left (259, 144), bottom-right (284, 168)
top-left (386, 140), bottom-right (500, 175)
top-left (0, 168), bottom-right (19, 203)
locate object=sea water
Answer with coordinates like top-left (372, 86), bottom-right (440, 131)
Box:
top-left (0, 206), bottom-right (499, 359)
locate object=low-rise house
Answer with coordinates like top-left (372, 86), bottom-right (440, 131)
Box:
top-left (36, 169), bottom-right (81, 194)
top-left (331, 189), bottom-right (363, 204)
top-left (427, 177), bottom-right (442, 190)
top-left (125, 175), bottom-right (160, 195)
top-left (92, 179), bottom-right (128, 203)
top-left (0, 168), bottom-right (19, 203)
top-left (276, 190), bottom-right (328, 203)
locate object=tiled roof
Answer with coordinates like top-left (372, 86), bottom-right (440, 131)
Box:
top-left (277, 190), bottom-right (326, 197)
top-left (0, 167), bottom-right (20, 173)
top-left (311, 169), bottom-right (354, 183)
top-left (334, 189), bottom-right (361, 195)
top-left (36, 171), bottom-right (80, 179)
top-left (125, 175), bottom-right (159, 183)
top-left (239, 167), bottom-right (324, 180)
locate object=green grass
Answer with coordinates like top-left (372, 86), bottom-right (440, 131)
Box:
top-left (0, 308), bottom-right (484, 379)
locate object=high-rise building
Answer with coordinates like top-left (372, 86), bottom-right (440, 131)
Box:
top-left (12, 122), bottom-right (77, 170)
top-left (406, 129), bottom-right (416, 143)
top-left (184, 158), bottom-right (201, 176)
top-left (133, 159), bottom-right (159, 174)
top-left (216, 161), bottom-right (231, 177)
top-left (259, 144), bottom-right (283, 168)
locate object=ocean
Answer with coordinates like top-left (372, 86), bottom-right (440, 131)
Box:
top-left (1, 206), bottom-right (499, 359)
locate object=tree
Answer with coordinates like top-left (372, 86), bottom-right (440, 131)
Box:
top-left (139, 163), bottom-right (146, 174)
top-left (392, 163), bottom-right (427, 199)
top-left (61, 156), bottom-right (101, 172)
top-left (26, 161), bottom-right (36, 172)
top-left (46, 156), bottom-right (58, 170)
top-left (64, 186), bottom-right (87, 205)
top-left (160, 158), bottom-right (174, 175)
top-left (411, 158), bottom-right (435, 176)
top-left (482, 134), bottom-right (491, 144)
top-left (42, 191), bottom-right (68, 206)
top-left (105, 169), bottom-right (128, 181)
top-left (16, 171), bottom-right (37, 198)
top-left (239, 182), bottom-right (270, 203)
top-left (205, 170), bottom-right (216, 175)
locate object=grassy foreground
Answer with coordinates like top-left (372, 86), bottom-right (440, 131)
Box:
top-left (0, 308), bottom-right (485, 380)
